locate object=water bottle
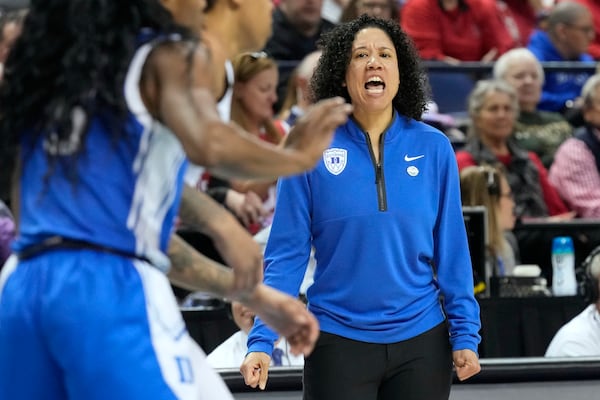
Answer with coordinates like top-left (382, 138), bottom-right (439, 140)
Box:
top-left (551, 236), bottom-right (577, 296)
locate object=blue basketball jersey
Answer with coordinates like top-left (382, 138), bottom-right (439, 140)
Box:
top-left (13, 37), bottom-right (186, 272)
top-left (0, 32), bottom-right (236, 400)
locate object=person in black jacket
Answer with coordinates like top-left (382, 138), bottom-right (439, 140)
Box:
top-left (263, 0), bottom-right (335, 112)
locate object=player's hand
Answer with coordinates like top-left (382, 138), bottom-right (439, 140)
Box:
top-left (244, 284), bottom-right (319, 357)
top-left (284, 97), bottom-right (352, 169)
top-left (453, 349), bottom-right (481, 381)
top-left (240, 352), bottom-right (272, 390)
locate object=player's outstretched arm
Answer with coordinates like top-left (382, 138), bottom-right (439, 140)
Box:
top-left (142, 41), bottom-right (352, 181)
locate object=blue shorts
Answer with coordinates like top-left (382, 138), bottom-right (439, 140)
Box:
top-left (0, 250), bottom-right (233, 400)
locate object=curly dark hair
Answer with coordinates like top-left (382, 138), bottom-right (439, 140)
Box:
top-left (0, 0), bottom-right (196, 200)
top-left (310, 14), bottom-right (428, 120)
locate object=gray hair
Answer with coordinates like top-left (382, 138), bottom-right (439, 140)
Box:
top-left (468, 79), bottom-right (519, 118)
top-left (581, 74), bottom-right (600, 109)
top-left (467, 80), bottom-right (519, 138)
top-left (493, 47), bottom-right (545, 84)
top-left (547, 1), bottom-right (589, 32)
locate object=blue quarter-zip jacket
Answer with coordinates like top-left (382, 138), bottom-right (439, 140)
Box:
top-left (247, 112), bottom-right (481, 356)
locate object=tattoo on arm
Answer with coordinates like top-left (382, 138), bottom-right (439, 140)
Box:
top-left (167, 233), bottom-right (234, 298)
top-left (178, 185), bottom-right (228, 234)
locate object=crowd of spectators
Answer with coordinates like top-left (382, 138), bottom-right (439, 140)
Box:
top-left (261, 1), bottom-right (600, 221)
top-left (3, 0), bottom-right (598, 254)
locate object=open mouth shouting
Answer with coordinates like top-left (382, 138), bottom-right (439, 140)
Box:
top-left (365, 76), bottom-right (386, 94)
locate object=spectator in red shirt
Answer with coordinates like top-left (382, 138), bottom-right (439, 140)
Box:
top-left (498, 0), bottom-right (548, 46)
top-left (401, 0), bottom-right (517, 63)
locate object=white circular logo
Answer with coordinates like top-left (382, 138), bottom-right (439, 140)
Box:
top-left (406, 166), bottom-right (419, 176)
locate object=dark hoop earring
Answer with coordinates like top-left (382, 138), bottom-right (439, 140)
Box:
top-left (480, 166), bottom-right (499, 196)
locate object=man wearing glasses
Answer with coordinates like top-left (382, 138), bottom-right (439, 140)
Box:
top-left (527, 1), bottom-right (595, 114)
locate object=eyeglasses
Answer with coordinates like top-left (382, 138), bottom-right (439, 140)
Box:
top-left (500, 191), bottom-right (513, 200)
top-left (565, 24), bottom-right (595, 36)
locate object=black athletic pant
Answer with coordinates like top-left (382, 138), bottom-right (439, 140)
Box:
top-left (303, 322), bottom-right (453, 400)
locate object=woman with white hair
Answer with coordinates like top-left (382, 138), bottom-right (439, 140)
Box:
top-left (494, 47), bottom-right (573, 167)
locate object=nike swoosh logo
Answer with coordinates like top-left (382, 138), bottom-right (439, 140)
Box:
top-left (404, 154), bottom-right (424, 162)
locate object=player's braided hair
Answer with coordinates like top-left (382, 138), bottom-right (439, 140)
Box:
top-left (0, 0), bottom-right (195, 193)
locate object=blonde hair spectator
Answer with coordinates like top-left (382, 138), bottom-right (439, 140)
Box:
top-left (460, 165), bottom-right (518, 277)
top-left (231, 51), bottom-right (283, 145)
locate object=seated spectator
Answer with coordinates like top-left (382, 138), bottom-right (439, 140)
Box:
top-left (545, 245), bottom-right (600, 357)
top-left (494, 47), bottom-right (573, 168)
top-left (460, 165), bottom-right (518, 279)
top-left (206, 301), bottom-right (305, 368)
top-left (562, 0), bottom-right (600, 60)
top-left (549, 74), bottom-right (600, 218)
top-left (276, 50), bottom-right (322, 133)
top-left (0, 200), bottom-right (15, 267)
top-left (263, 0), bottom-right (335, 112)
top-left (203, 51), bottom-right (284, 234)
top-left (455, 79), bottom-right (572, 220)
top-left (401, 0), bottom-right (516, 63)
top-left (339, 0), bottom-right (399, 23)
top-left (527, 1), bottom-right (594, 114)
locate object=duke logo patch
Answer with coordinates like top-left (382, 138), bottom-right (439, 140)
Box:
top-left (323, 148), bottom-right (347, 175)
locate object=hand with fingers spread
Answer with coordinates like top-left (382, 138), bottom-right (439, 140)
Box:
top-left (453, 349), bottom-right (481, 381)
top-left (240, 352), bottom-right (272, 390)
